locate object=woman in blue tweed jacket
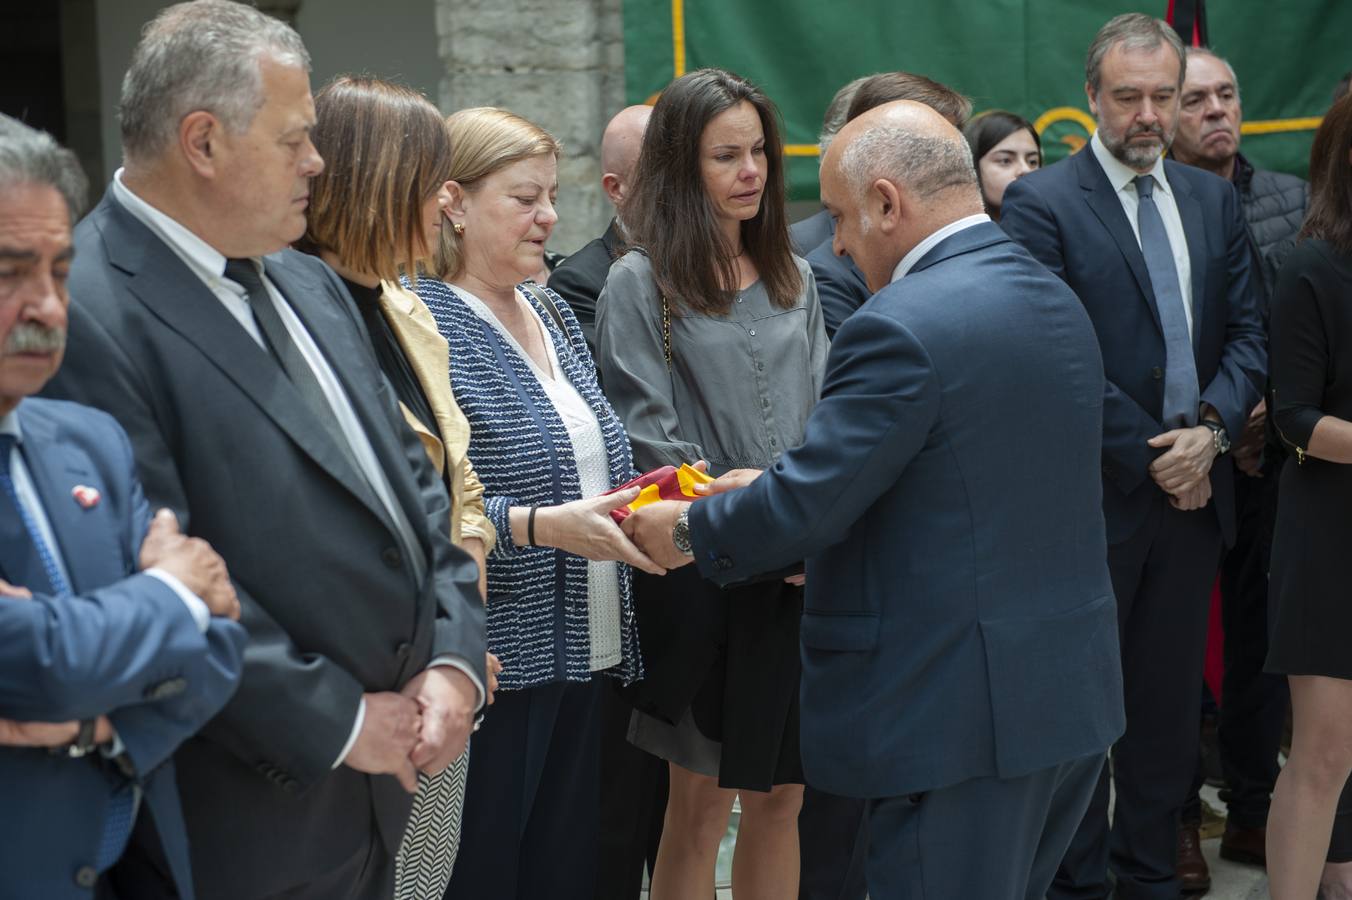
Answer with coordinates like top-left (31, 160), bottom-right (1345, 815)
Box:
top-left (411, 107), bottom-right (658, 900)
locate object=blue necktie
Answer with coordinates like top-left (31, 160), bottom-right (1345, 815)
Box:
top-left (0, 433), bottom-right (72, 596)
top-left (1134, 175), bottom-right (1199, 428)
top-left (0, 434), bottom-right (136, 870)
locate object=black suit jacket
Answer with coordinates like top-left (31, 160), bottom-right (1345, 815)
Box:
top-left (1002, 148), bottom-right (1266, 546)
top-left (548, 218), bottom-right (623, 355)
top-left (45, 187), bottom-right (487, 898)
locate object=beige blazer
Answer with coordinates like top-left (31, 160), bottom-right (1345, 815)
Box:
top-left (378, 280), bottom-right (496, 551)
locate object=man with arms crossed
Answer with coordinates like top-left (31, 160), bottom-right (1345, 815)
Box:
top-left (0, 114), bottom-right (245, 899)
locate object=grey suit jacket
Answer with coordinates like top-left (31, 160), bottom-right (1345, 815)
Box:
top-left (45, 187), bottom-right (487, 898)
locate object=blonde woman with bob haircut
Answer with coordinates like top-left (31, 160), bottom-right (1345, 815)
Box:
top-left (411, 106), bottom-right (655, 899)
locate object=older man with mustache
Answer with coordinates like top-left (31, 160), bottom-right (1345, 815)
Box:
top-left (1001, 13), bottom-right (1266, 900)
top-left (0, 112), bottom-right (246, 899)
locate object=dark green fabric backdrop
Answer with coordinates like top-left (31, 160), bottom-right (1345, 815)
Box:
top-left (624, 1), bottom-right (1350, 200)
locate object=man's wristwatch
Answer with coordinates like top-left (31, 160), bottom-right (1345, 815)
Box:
top-left (1203, 420), bottom-right (1231, 456)
top-left (672, 505), bottom-right (694, 558)
top-left (65, 719), bottom-right (99, 758)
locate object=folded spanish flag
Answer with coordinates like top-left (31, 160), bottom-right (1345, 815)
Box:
top-left (607, 464), bottom-right (714, 523)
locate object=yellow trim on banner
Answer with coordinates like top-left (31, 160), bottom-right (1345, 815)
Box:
top-left (668, 0), bottom-right (1320, 148)
top-left (1241, 117), bottom-right (1324, 135)
top-left (672, 0), bottom-right (686, 77)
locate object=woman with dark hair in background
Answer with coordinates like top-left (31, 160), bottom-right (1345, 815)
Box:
top-left (963, 110), bottom-right (1042, 221)
top-left (596, 68), bottom-right (828, 899)
top-left (1262, 93), bottom-right (1352, 900)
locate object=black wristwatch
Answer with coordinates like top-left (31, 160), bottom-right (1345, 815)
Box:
top-left (1203, 420), bottom-right (1231, 456)
top-left (672, 506), bottom-right (694, 558)
top-left (65, 718), bottom-right (99, 758)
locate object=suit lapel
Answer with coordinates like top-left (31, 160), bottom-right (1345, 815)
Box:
top-left (262, 257), bottom-right (419, 535)
top-left (100, 196), bottom-right (390, 524)
top-left (12, 406), bottom-right (124, 594)
top-left (1076, 150), bottom-right (1163, 336)
top-left (1169, 167), bottom-right (1208, 349)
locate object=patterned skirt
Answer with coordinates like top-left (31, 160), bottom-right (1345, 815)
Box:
top-left (394, 748), bottom-right (470, 900)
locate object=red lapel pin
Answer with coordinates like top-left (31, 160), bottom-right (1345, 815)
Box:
top-left (71, 485), bottom-right (101, 509)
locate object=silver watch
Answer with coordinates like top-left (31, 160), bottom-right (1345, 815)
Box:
top-left (672, 505), bottom-right (694, 557)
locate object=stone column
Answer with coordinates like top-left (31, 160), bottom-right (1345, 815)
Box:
top-left (435, 0), bottom-right (625, 254)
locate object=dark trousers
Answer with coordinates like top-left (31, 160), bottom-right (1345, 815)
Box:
top-left (595, 683), bottom-right (667, 900)
top-left (98, 808), bottom-right (394, 900)
top-left (1052, 501), bottom-right (1223, 900)
top-left (1217, 471), bottom-right (1287, 828)
top-left (446, 679), bottom-right (604, 900)
top-left (866, 752), bottom-right (1103, 899)
top-left (798, 787), bottom-right (869, 900)
top-left (97, 810), bottom-right (179, 900)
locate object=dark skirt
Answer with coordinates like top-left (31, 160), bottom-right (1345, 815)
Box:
top-left (621, 564), bottom-right (803, 792)
top-left (1265, 458), bottom-right (1352, 679)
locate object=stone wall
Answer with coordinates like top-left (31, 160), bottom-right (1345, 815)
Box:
top-left (434, 0), bottom-right (626, 254)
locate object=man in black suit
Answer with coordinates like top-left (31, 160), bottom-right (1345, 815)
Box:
top-left (43, 3), bottom-right (487, 899)
top-left (1001, 13), bottom-right (1266, 899)
top-left (549, 104), bottom-right (651, 356)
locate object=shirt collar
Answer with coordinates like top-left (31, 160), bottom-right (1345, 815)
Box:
top-left (0, 408), bottom-right (21, 444)
top-left (890, 213), bottom-right (991, 284)
top-left (1090, 131), bottom-right (1172, 198)
top-left (112, 168), bottom-right (242, 288)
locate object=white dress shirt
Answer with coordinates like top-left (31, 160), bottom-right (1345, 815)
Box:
top-left (112, 172), bottom-right (484, 766)
top-left (890, 213), bottom-right (992, 284)
top-left (1089, 132), bottom-right (1194, 338)
top-left (1, 407), bottom-right (210, 631)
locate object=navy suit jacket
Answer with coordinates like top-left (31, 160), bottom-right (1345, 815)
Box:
top-left (0, 397), bottom-right (245, 899)
top-left (1001, 149), bottom-right (1266, 545)
top-left (805, 236), bottom-right (871, 339)
top-left (690, 223), bottom-right (1125, 799)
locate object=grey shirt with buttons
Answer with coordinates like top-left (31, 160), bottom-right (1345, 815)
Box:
top-left (596, 251), bottom-right (828, 475)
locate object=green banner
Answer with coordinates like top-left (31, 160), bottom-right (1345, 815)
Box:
top-left (624, 0), bottom-right (1350, 202)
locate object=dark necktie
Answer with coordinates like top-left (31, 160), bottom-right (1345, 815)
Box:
top-left (224, 259), bottom-right (369, 482)
top-left (1134, 175), bottom-right (1199, 428)
top-left (223, 261), bottom-right (423, 578)
top-left (0, 433), bottom-right (72, 596)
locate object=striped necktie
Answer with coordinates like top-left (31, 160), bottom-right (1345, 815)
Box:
top-left (0, 433), bottom-right (72, 596)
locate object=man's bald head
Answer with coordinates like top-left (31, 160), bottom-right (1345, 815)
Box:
top-left (600, 104), bottom-right (652, 207)
top-left (827, 100), bottom-right (978, 205)
top-left (821, 101), bottom-right (983, 293)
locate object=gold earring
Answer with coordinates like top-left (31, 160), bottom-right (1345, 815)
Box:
top-left (453, 222), bottom-right (465, 236)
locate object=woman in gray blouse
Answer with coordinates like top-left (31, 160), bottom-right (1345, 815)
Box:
top-left (595, 68), bottom-right (828, 899)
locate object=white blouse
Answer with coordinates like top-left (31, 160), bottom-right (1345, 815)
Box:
top-left (459, 287), bottom-right (623, 671)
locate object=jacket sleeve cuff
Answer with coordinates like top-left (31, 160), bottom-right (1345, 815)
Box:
top-left (484, 494), bottom-right (520, 557)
